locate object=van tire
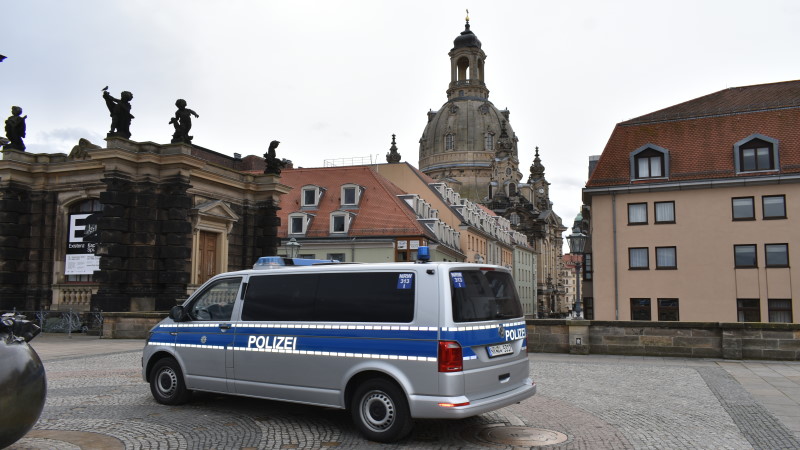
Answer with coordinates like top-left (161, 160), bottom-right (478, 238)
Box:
top-left (150, 357), bottom-right (192, 405)
top-left (351, 378), bottom-right (413, 442)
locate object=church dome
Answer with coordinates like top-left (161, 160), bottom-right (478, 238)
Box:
top-left (453, 22), bottom-right (482, 50)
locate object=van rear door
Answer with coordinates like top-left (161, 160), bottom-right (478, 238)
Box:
top-left (445, 268), bottom-right (529, 400)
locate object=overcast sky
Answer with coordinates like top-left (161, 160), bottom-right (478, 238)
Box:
top-left (4, 0), bottom-right (800, 247)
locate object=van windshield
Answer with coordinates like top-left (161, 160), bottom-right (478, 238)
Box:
top-left (450, 269), bottom-right (523, 322)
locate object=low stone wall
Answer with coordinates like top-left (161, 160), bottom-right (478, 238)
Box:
top-left (102, 312), bottom-right (167, 339)
top-left (526, 319), bottom-right (800, 361)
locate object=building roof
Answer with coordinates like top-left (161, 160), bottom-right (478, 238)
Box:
top-left (587, 79), bottom-right (800, 188)
top-left (277, 166), bottom-right (436, 239)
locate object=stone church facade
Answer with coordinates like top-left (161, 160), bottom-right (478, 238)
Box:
top-left (0, 138), bottom-right (287, 312)
top-left (418, 19), bottom-right (567, 317)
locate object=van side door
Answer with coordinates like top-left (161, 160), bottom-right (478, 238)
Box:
top-left (175, 276), bottom-right (242, 393)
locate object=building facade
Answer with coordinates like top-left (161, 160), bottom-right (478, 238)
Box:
top-left (583, 80), bottom-right (800, 323)
top-left (0, 138), bottom-right (287, 312)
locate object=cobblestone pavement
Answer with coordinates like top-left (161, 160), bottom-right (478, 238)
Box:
top-left (8, 335), bottom-right (800, 449)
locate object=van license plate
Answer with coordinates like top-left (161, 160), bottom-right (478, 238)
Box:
top-left (487, 343), bottom-right (513, 357)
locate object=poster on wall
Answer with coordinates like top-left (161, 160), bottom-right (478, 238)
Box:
top-left (65, 213), bottom-right (101, 275)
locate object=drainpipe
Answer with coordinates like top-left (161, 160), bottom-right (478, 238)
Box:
top-left (612, 193), bottom-right (619, 320)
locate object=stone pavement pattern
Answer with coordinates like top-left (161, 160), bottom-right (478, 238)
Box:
top-left (7, 335), bottom-right (800, 449)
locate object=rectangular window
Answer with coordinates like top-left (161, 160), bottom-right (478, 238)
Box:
top-left (629, 247), bottom-right (649, 269)
top-left (737, 299), bottom-right (761, 322)
top-left (765, 244), bottom-right (789, 267)
top-left (768, 299), bottom-right (793, 323)
top-left (655, 247), bottom-right (677, 269)
top-left (290, 216), bottom-right (304, 234)
top-left (243, 272), bottom-right (415, 322)
top-left (636, 156), bottom-right (663, 178)
top-left (763, 195), bottom-right (786, 219)
top-left (583, 253), bottom-right (592, 280)
top-left (302, 188), bottom-right (317, 207)
top-left (732, 197), bottom-right (755, 220)
top-left (583, 297), bottom-right (594, 320)
top-left (450, 269), bottom-right (523, 322)
top-left (654, 201), bottom-right (675, 224)
top-left (630, 298), bottom-right (651, 320)
top-left (628, 203), bottom-right (647, 225)
top-left (331, 215), bottom-right (346, 233)
top-left (741, 147), bottom-right (774, 171)
top-left (657, 298), bottom-right (679, 321)
top-left (326, 253), bottom-right (346, 262)
top-left (734, 245), bottom-right (757, 268)
top-left (343, 187), bottom-right (357, 205)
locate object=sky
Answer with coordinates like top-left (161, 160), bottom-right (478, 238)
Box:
top-left (3, 0), bottom-right (800, 248)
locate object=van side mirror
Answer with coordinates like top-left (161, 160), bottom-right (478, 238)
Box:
top-left (169, 305), bottom-right (189, 322)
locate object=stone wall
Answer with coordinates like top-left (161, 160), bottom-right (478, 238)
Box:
top-left (526, 319), bottom-right (800, 361)
top-left (102, 312), bottom-right (167, 339)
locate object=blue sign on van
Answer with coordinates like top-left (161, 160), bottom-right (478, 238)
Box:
top-left (450, 272), bottom-right (465, 288)
top-left (397, 273), bottom-right (413, 289)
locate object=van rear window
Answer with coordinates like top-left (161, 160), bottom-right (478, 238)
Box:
top-left (450, 269), bottom-right (522, 322)
top-left (242, 272), bottom-right (415, 322)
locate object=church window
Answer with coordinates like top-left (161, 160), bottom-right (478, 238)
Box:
top-left (445, 133), bottom-right (455, 151)
top-left (485, 133), bottom-right (494, 151)
top-left (509, 213), bottom-right (520, 225)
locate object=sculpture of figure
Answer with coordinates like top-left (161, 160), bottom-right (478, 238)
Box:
top-left (102, 88), bottom-right (134, 139)
top-left (264, 140), bottom-right (287, 175)
top-left (169, 99), bottom-right (199, 144)
top-left (3, 106), bottom-right (27, 151)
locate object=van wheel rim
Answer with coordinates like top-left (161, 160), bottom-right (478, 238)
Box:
top-left (362, 391), bottom-right (395, 431)
top-left (157, 367), bottom-right (178, 397)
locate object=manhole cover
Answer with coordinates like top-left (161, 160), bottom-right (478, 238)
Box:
top-left (475, 426), bottom-right (569, 446)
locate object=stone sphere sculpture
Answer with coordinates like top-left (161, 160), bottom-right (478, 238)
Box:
top-left (0, 313), bottom-right (47, 448)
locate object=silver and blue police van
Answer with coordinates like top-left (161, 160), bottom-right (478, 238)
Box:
top-left (142, 249), bottom-right (536, 442)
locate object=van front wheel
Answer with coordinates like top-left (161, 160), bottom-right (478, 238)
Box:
top-left (150, 357), bottom-right (192, 405)
top-left (351, 378), bottom-right (413, 442)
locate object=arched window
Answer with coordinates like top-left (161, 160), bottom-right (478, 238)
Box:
top-left (485, 132), bottom-right (494, 151)
top-left (456, 57), bottom-right (470, 81)
top-left (445, 133), bottom-right (455, 151)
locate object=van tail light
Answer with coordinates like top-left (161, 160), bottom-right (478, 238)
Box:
top-left (438, 340), bottom-right (463, 372)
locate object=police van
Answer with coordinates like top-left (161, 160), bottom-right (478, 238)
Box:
top-left (142, 249), bottom-right (536, 442)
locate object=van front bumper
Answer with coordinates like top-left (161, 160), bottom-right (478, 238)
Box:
top-left (408, 378), bottom-right (536, 419)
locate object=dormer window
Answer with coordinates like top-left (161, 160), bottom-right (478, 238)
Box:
top-left (630, 144), bottom-right (669, 180)
top-left (288, 212), bottom-right (314, 235)
top-left (734, 134), bottom-right (779, 173)
top-left (330, 211), bottom-right (355, 234)
top-left (340, 184), bottom-right (363, 207)
top-left (301, 185), bottom-right (324, 208)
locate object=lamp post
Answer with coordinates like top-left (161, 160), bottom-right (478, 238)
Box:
top-left (285, 237), bottom-right (301, 259)
top-left (566, 225), bottom-right (587, 319)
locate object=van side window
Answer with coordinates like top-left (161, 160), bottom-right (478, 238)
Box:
top-left (242, 272), bottom-right (415, 323)
top-left (450, 270), bottom-right (522, 322)
top-left (189, 277), bottom-right (242, 321)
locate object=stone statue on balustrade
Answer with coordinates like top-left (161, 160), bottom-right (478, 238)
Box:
top-left (102, 87), bottom-right (134, 139)
top-left (3, 106), bottom-right (27, 151)
top-left (169, 99), bottom-right (199, 144)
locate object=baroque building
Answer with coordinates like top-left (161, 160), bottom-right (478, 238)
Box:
top-left (418, 18), bottom-right (566, 317)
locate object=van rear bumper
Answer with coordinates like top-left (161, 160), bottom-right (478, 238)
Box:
top-left (408, 378), bottom-right (536, 419)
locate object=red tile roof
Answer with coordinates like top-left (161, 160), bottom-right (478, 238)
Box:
top-left (277, 166), bottom-right (435, 239)
top-left (587, 80), bottom-right (800, 187)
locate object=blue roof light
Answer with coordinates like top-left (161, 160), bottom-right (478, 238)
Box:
top-left (417, 246), bottom-right (430, 263)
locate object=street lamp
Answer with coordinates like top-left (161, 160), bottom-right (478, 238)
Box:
top-left (285, 237), bottom-right (301, 259)
top-left (566, 225), bottom-right (587, 319)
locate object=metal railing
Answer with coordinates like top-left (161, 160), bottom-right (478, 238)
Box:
top-left (2, 308), bottom-right (104, 337)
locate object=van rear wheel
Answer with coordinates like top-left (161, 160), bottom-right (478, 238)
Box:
top-left (351, 378), bottom-right (413, 442)
top-left (150, 357), bottom-right (192, 405)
